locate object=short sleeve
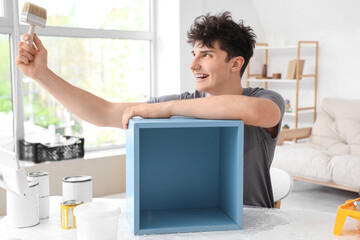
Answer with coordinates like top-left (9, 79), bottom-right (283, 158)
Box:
top-left (243, 87), bottom-right (285, 139)
top-left (147, 91), bottom-right (206, 104)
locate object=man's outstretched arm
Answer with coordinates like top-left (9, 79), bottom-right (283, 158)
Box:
top-left (16, 33), bottom-right (144, 129)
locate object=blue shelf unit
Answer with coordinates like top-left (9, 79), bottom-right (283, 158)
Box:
top-left (126, 118), bottom-right (244, 235)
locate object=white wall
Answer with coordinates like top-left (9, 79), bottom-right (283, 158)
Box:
top-left (155, 0), bottom-right (264, 95)
top-left (251, 0), bottom-right (360, 102)
top-left (155, 0), bottom-right (360, 104)
top-left (154, 0), bottom-right (181, 97)
top-left (179, 0), bottom-right (203, 93)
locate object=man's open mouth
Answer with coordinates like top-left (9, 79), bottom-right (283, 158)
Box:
top-left (195, 74), bottom-right (209, 80)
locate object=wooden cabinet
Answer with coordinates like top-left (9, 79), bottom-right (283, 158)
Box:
top-left (246, 41), bottom-right (319, 129)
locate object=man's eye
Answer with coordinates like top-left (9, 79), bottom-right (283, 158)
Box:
top-left (204, 54), bottom-right (211, 57)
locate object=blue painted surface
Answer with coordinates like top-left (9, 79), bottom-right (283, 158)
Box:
top-left (126, 120), bottom-right (136, 232)
top-left (140, 127), bottom-right (220, 210)
top-left (126, 118), bottom-right (244, 234)
top-left (139, 208), bottom-right (240, 234)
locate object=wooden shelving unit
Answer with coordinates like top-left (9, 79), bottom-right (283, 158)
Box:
top-left (246, 41), bottom-right (319, 129)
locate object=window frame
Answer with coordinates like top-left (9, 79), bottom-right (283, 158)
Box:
top-left (0, 0), bottom-right (11, 26)
top-left (1, 0), bottom-right (155, 154)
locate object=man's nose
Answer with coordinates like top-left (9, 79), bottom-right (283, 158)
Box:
top-left (190, 57), bottom-right (200, 71)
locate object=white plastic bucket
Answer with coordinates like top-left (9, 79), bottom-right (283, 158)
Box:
top-left (74, 202), bottom-right (121, 240)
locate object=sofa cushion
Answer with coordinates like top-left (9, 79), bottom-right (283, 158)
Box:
top-left (330, 154), bottom-right (360, 189)
top-left (272, 143), bottom-right (332, 182)
top-left (308, 98), bottom-right (360, 156)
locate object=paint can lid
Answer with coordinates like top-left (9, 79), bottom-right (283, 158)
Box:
top-left (28, 171), bottom-right (49, 177)
top-left (63, 175), bottom-right (92, 183)
top-left (62, 200), bottom-right (83, 206)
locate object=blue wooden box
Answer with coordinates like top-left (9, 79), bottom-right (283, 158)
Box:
top-left (126, 118), bottom-right (244, 235)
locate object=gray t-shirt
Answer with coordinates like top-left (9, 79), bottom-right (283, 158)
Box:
top-left (147, 87), bottom-right (285, 208)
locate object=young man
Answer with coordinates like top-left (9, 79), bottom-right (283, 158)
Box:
top-left (16, 12), bottom-right (284, 208)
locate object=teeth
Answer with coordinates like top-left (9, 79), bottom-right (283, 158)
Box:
top-left (196, 74), bottom-right (208, 78)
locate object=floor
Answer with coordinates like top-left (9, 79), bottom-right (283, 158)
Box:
top-left (281, 180), bottom-right (359, 213)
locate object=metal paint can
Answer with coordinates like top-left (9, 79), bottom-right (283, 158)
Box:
top-left (6, 181), bottom-right (39, 228)
top-left (62, 175), bottom-right (93, 203)
top-left (27, 171), bottom-right (49, 219)
top-left (61, 200), bottom-right (83, 229)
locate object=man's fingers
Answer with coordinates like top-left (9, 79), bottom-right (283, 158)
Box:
top-left (18, 48), bottom-right (34, 62)
top-left (123, 112), bottom-right (133, 130)
top-left (22, 33), bottom-right (30, 42)
top-left (18, 41), bottom-right (36, 55)
top-left (122, 110), bottom-right (128, 130)
top-left (17, 41), bottom-right (35, 65)
top-left (122, 115), bottom-right (129, 130)
top-left (15, 55), bottom-right (29, 65)
top-left (122, 108), bottom-right (136, 130)
top-left (33, 34), bottom-right (45, 50)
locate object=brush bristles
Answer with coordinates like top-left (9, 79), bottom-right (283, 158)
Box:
top-left (22, 2), bottom-right (47, 20)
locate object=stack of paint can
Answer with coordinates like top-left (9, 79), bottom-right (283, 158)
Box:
top-left (27, 171), bottom-right (50, 219)
top-left (6, 180), bottom-right (40, 228)
top-left (61, 175), bottom-right (93, 229)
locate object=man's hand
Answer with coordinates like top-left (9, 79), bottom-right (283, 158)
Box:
top-left (122, 102), bottom-right (173, 129)
top-left (15, 33), bottom-right (48, 80)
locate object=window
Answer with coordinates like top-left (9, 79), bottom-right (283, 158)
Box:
top-left (23, 37), bottom-right (150, 147)
top-left (3, 0), bottom-right (153, 151)
top-left (19, 0), bottom-right (150, 31)
top-left (0, 34), bottom-right (13, 150)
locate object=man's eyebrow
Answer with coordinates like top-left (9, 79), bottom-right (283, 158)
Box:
top-left (191, 50), bottom-right (216, 54)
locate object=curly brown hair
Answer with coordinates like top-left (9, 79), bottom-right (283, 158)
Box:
top-left (187, 11), bottom-right (256, 77)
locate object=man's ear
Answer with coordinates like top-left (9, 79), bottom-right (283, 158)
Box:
top-left (230, 56), bottom-right (245, 73)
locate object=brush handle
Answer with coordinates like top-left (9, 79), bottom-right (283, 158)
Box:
top-left (27, 24), bottom-right (35, 47)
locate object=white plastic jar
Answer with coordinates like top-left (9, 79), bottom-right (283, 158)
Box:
top-left (74, 202), bottom-right (121, 240)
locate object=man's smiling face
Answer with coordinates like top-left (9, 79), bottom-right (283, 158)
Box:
top-left (190, 40), bottom-right (233, 96)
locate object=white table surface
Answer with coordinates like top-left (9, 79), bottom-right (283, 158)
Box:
top-left (1, 194), bottom-right (360, 240)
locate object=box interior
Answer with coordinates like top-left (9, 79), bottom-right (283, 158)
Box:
top-left (138, 127), bottom-right (241, 231)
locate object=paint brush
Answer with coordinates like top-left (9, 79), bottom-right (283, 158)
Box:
top-left (20, 2), bottom-right (47, 46)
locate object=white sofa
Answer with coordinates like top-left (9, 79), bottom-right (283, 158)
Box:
top-left (272, 98), bottom-right (360, 193)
